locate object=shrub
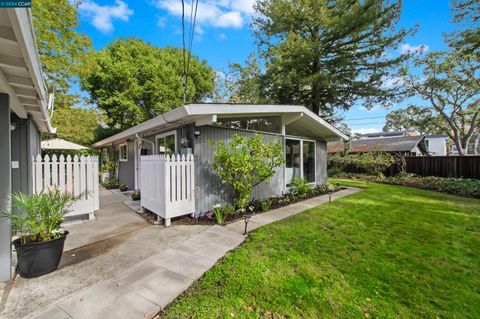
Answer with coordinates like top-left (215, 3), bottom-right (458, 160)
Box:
top-left (131, 190), bottom-right (141, 201)
top-left (102, 176), bottom-right (118, 189)
top-left (210, 133), bottom-right (284, 208)
top-left (212, 204), bottom-right (235, 225)
top-left (340, 173), bottom-right (480, 198)
top-left (3, 190), bottom-right (79, 244)
top-left (259, 198), bottom-right (274, 212)
top-left (328, 152), bottom-right (396, 176)
top-left (290, 178), bottom-right (312, 196)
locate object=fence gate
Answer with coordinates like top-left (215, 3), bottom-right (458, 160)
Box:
top-left (141, 154), bottom-right (195, 226)
top-left (32, 154), bottom-right (100, 220)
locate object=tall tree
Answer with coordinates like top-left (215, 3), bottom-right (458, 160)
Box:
top-left (50, 107), bottom-right (100, 146)
top-left (401, 51), bottom-right (480, 155)
top-left (81, 38), bottom-right (215, 130)
top-left (383, 105), bottom-right (448, 135)
top-left (213, 53), bottom-right (264, 104)
top-left (252, 0), bottom-right (414, 120)
top-left (32, 0), bottom-right (92, 107)
top-left (450, 0), bottom-right (480, 52)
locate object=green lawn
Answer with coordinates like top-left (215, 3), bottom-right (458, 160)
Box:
top-left (163, 180), bottom-right (480, 318)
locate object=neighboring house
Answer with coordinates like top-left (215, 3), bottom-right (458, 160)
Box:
top-left (346, 130), bottom-right (447, 156)
top-left (359, 129), bottom-right (419, 139)
top-left (450, 132), bottom-right (480, 155)
top-left (424, 135), bottom-right (449, 156)
top-left (0, 8), bottom-right (54, 281)
top-left (328, 136), bottom-right (428, 156)
top-left (93, 104), bottom-right (347, 214)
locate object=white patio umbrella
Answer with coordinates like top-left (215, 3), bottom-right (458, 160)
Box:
top-left (41, 138), bottom-right (90, 150)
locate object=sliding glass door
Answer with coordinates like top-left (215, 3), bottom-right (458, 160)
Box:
top-left (285, 138), bottom-right (316, 186)
top-left (285, 139), bottom-right (301, 185)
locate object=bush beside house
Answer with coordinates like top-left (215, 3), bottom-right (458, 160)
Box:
top-left (335, 173), bottom-right (480, 198)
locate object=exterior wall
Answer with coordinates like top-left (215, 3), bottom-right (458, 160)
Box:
top-left (425, 137), bottom-right (447, 156)
top-left (1, 94), bottom-right (12, 281)
top-left (11, 116), bottom-right (41, 194)
top-left (192, 125), bottom-right (285, 214)
top-left (315, 140), bottom-right (328, 184)
top-left (118, 141), bottom-right (135, 189)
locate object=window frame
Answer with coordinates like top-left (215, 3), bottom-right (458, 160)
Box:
top-left (284, 137), bottom-right (316, 188)
top-left (119, 143), bottom-right (128, 162)
top-left (155, 130), bottom-right (177, 155)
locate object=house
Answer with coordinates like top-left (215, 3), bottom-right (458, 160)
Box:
top-left (450, 132), bottom-right (480, 155)
top-left (358, 129), bottom-right (419, 139)
top-left (327, 135), bottom-right (428, 156)
top-left (424, 135), bottom-right (449, 156)
top-left (93, 104), bottom-right (347, 214)
top-left (0, 8), bottom-right (54, 281)
top-left (336, 130), bottom-right (448, 156)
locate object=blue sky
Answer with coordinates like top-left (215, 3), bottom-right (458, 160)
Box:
top-left (75, 0), bottom-right (456, 133)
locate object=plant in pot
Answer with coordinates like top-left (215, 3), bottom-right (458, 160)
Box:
top-left (119, 184), bottom-right (128, 192)
top-left (131, 190), bottom-right (141, 201)
top-left (3, 190), bottom-right (80, 278)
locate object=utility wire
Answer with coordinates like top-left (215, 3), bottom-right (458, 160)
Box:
top-left (181, 0), bottom-right (187, 105)
top-left (180, 0), bottom-right (199, 106)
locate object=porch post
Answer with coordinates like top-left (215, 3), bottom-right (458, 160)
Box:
top-left (0, 93), bottom-right (12, 282)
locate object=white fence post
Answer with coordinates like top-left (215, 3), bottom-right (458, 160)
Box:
top-left (141, 154), bottom-right (195, 226)
top-left (32, 154), bottom-right (100, 220)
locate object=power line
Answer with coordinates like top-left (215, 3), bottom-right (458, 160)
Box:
top-left (180, 0), bottom-right (199, 106)
top-left (181, 0), bottom-right (186, 105)
top-left (343, 115), bottom-right (386, 122)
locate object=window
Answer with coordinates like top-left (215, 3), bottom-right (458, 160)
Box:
top-left (119, 143), bottom-right (128, 161)
top-left (155, 131), bottom-right (177, 156)
top-left (303, 141), bottom-right (315, 183)
top-left (214, 116), bottom-right (282, 134)
top-left (285, 138), bottom-right (316, 186)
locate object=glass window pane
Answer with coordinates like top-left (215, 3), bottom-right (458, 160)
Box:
top-left (285, 139), bottom-right (301, 185)
top-left (165, 135), bottom-right (176, 155)
top-left (303, 141), bottom-right (315, 183)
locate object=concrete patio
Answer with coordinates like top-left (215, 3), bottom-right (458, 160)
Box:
top-left (0, 187), bottom-right (360, 319)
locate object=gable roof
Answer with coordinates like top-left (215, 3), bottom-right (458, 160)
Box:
top-left (93, 104), bottom-right (348, 148)
top-left (328, 136), bottom-right (427, 154)
top-left (0, 8), bottom-right (53, 133)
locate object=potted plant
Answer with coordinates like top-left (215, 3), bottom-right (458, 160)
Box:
top-left (131, 190), bottom-right (141, 201)
top-left (119, 184), bottom-right (128, 192)
top-left (3, 190), bottom-right (79, 278)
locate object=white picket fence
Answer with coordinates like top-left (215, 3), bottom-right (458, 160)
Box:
top-left (140, 154), bottom-right (195, 226)
top-left (32, 154), bottom-right (99, 220)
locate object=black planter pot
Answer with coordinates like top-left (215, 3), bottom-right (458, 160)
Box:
top-left (13, 231), bottom-right (69, 278)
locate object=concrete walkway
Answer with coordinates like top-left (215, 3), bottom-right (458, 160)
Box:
top-left (1, 187), bottom-right (360, 319)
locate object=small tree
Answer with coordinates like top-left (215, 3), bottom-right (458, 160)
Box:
top-left (211, 133), bottom-right (284, 208)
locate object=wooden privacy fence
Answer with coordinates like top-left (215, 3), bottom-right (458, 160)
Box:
top-left (32, 154), bottom-right (100, 219)
top-left (140, 154), bottom-right (195, 226)
top-left (388, 156), bottom-right (480, 179)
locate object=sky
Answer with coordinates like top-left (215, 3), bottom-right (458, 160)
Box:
top-left (73, 0), bottom-right (457, 134)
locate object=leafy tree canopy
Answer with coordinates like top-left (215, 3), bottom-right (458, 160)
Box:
top-left (383, 105), bottom-right (448, 135)
top-left (32, 0), bottom-right (92, 104)
top-left (213, 53), bottom-right (264, 104)
top-left (81, 38), bottom-right (215, 130)
top-left (400, 50), bottom-right (480, 155)
top-left (47, 107), bottom-right (100, 146)
top-left (252, 0), bottom-right (415, 121)
top-left (450, 0), bottom-right (480, 52)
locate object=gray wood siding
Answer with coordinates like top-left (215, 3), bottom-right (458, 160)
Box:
top-left (193, 125), bottom-right (285, 214)
top-left (118, 141), bottom-right (135, 189)
top-left (315, 140), bottom-right (327, 184)
top-left (11, 117), bottom-right (40, 194)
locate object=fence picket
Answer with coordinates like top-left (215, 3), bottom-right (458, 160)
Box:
top-left (140, 154), bottom-right (195, 226)
top-left (32, 155), bottom-right (99, 219)
top-left (59, 155), bottom-right (65, 193)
